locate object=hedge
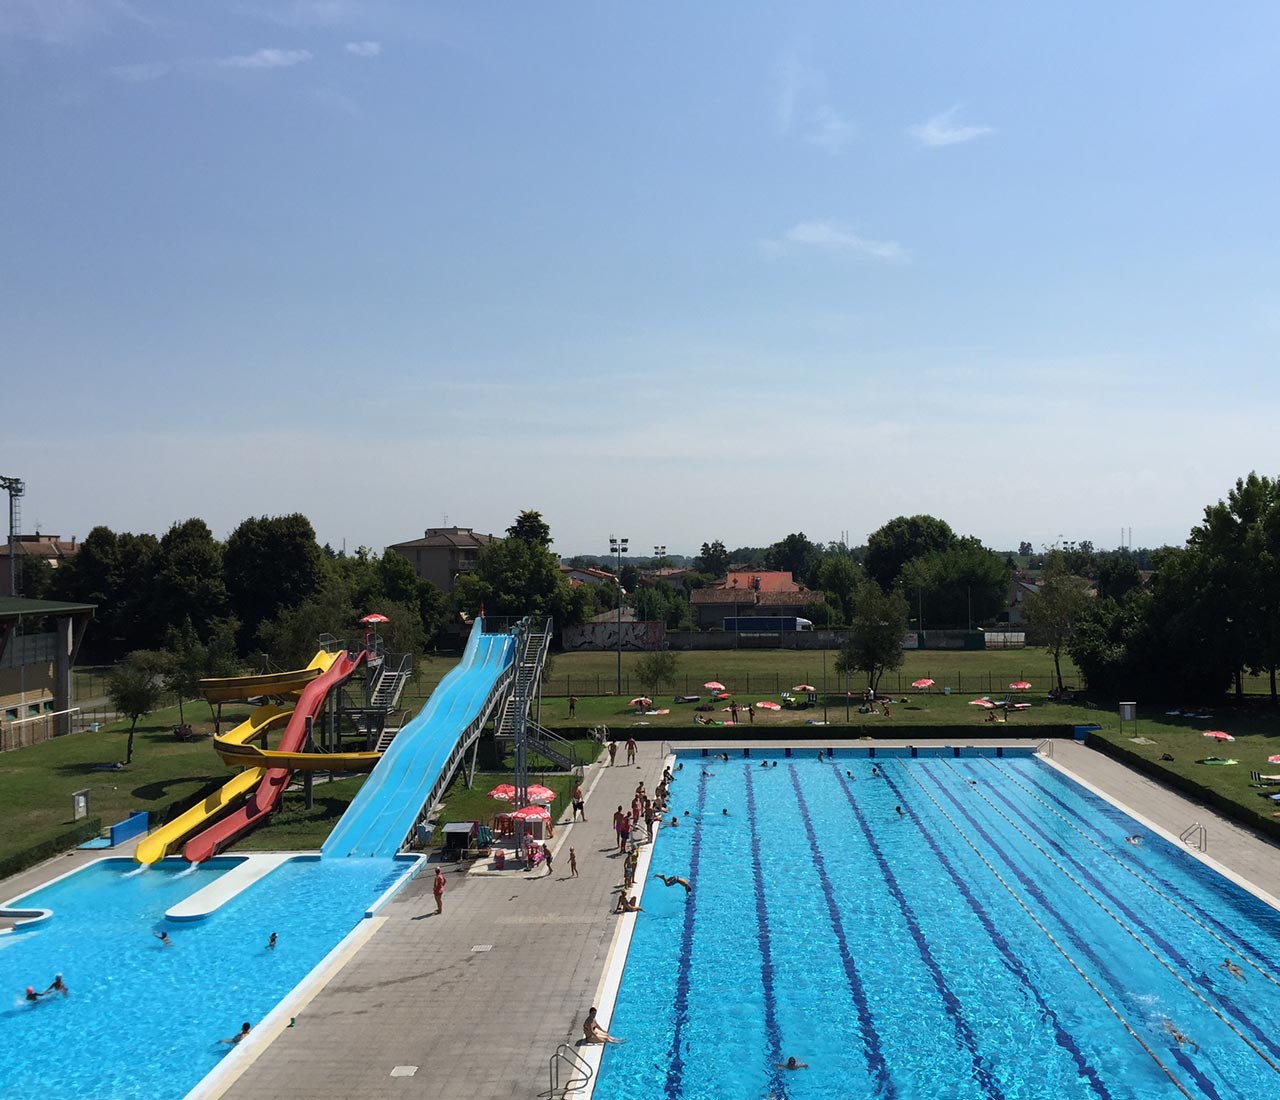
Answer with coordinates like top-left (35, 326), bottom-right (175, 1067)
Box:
top-left (0, 817), bottom-right (104, 883)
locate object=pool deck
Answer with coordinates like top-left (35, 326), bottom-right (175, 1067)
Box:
top-left (6, 737), bottom-right (1280, 1099)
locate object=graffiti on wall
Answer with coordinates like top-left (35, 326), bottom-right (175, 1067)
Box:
top-left (561, 621), bottom-right (667, 652)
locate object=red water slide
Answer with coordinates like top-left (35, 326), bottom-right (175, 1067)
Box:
top-left (183, 650), bottom-right (367, 862)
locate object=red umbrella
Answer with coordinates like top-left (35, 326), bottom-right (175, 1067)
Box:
top-left (757, 701), bottom-right (782, 711)
top-left (704, 681), bottom-right (726, 691)
top-left (793, 684), bottom-right (816, 693)
top-left (1269, 755), bottom-right (1280, 765)
top-left (1010, 680), bottom-right (1032, 691)
top-left (628, 697), bottom-right (653, 708)
top-left (360, 613), bottom-right (390, 624)
top-left (912, 678), bottom-right (935, 689)
top-left (1202, 730), bottom-right (1235, 742)
top-left (968, 698), bottom-right (995, 708)
top-left (511, 805), bottom-right (550, 822)
top-left (488, 784), bottom-right (517, 801)
top-left (526, 784), bottom-right (557, 804)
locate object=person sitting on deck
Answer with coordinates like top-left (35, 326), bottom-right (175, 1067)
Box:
top-left (582, 1007), bottom-right (624, 1044)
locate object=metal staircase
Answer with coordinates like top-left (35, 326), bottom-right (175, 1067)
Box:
top-left (370, 654), bottom-right (413, 711)
top-left (495, 621), bottom-right (578, 770)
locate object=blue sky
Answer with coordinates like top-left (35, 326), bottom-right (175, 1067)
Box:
top-left (3, 1), bottom-right (1278, 557)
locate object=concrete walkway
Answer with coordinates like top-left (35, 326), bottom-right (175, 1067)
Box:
top-left (217, 745), bottom-right (666, 1100)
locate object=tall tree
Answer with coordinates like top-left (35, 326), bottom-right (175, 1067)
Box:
top-left (865, 515), bottom-right (955, 591)
top-left (108, 651), bottom-right (165, 765)
top-left (153, 519), bottom-right (227, 639)
top-left (635, 651), bottom-right (680, 694)
top-left (224, 514), bottom-right (326, 648)
top-left (834, 585), bottom-right (909, 690)
top-left (1024, 552), bottom-right (1091, 693)
top-left (506, 510), bottom-right (553, 548)
top-left (54, 526), bottom-right (161, 657)
top-left (897, 538), bottom-right (1010, 629)
top-left (815, 555), bottom-right (862, 625)
top-left (765, 532), bottom-right (822, 585)
top-left (695, 540), bottom-right (730, 577)
top-left (455, 515), bottom-right (582, 626)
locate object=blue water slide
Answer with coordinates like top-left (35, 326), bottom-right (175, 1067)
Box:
top-left (323, 620), bottom-right (515, 859)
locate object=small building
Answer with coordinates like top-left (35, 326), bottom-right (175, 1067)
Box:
top-left (1, 596), bottom-right (95, 749)
top-left (388, 527), bottom-right (501, 594)
top-left (0, 534), bottom-right (79, 597)
top-left (561, 564), bottom-right (617, 587)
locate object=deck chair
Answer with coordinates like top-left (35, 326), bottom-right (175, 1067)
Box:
top-left (1251, 771), bottom-right (1280, 787)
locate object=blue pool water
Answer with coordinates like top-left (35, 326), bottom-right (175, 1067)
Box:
top-left (596, 749), bottom-right (1280, 1100)
top-left (0, 855), bottom-right (412, 1099)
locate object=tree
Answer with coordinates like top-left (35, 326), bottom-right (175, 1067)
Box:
top-left (865, 516), bottom-right (955, 591)
top-left (454, 518), bottom-right (582, 625)
top-left (815, 555), bottom-right (862, 624)
top-left (695, 540), bottom-right (730, 577)
top-left (153, 519), bottom-right (227, 639)
top-left (506, 510), bottom-right (553, 548)
top-left (897, 538), bottom-right (1010, 629)
top-left (1018, 541), bottom-right (1034, 557)
top-left (620, 565), bottom-right (639, 594)
top-left (20, 556), bottom-right (54, 599)
top-left (1095, 553), bottom-right (1142, 602)
top-left (1024, 552), bottom-right (1091, 693)
top-left (765, 532), bottom-right (821, 586)
top-left (54, 526), bottom-right (160, 658)
top-left (635, 651), bottom-right (680, 694)
top-left (224, 514), bottom-right (326, 648)
top-left (108, 651), bottom-right (165, 764)
top-left (834, 585), bottom-right (909, 690)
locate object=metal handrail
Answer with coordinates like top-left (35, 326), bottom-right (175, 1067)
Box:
top-left (1037, 738), bottom-right (1054, 758)
top-left (543, 1042), bottom-right (593, 1099)
top-left (1180, 821), bottom-right (1207, 852)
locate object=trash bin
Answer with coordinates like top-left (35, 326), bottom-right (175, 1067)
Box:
top-left (494, 849), bottom-right (505, 870)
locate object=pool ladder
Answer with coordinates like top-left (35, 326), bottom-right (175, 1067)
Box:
top-left (1180, 821), bottom-right (1208, 852)
top-left (542, 1043), bottom-right (593, 1098)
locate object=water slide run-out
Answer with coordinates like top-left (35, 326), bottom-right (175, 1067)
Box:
top-left (323, 621), bottom-right (514, 859)
top-left (183, 651), bottom-right (368, 863)
top-left (133, 705), bottom-right (293, 865)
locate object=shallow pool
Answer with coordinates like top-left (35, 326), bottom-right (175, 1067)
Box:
top-left (0, 855), bottom-right (413, 1099)
top-left (595, 749), bottom-right (1280, 1100)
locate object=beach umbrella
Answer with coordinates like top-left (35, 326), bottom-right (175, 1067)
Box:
top-left (968, 698), bottom-right (995, 708)
top-left (487, 784), bottom-right (517, 801)
top-left (1269, 755), bottom-right (1280, 764)
top-left (360, 613), bottom-right (390, 624)
top-left (511, 805), bottom-right (551, 822)
top-left (704, 681), bottom-right (726, 691)
top-left (757, 701), bottom-right (782, 711)
top-left (526, 784), bottom-right (557, 804)
top-left (912, 679), bottom-right (935, 689)
top-left (1010, 681), bottom-right (1032, 691)
top-left (793, 684), bottom-right (817, 693)
top-left (628, 697), bottom-right (652, 708)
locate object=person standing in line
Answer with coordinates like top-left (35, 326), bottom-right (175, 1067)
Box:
top-left (613, 806), bottom-right (627, 853)
top-left (608, 740), bottom-right (618, 767)
top-left (433, 868), bottom-right (446, 915)
top-left (625, 736), bottom-right (638, 766)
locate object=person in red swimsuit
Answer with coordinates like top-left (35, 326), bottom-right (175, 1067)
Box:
top-left (433, 868), bottom-right (446, 915)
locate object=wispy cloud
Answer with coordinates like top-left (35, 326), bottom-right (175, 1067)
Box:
top-left (775, 49), bottom-right (854, 154)
top-left (217, 47), bottom-right (313, 70)
top-left (108, 60), bottom-right (171, 83)
top-left (344, 39), bottom-right (381, 57)
top-left (0, 0), bottom-right (145, 45)
top-left (763, 221), bottom-right (909, 263)
top-left (908, 104), bottom-right (994, 148)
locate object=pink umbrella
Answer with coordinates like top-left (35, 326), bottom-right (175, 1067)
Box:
top-left (628, 697), bottom-right (653, 708)
top-left (1010, 681), bottom-right (1032, 691)
top-left (704, 681), bottom-right (726, 691)
top-left (912, 678), bottom-right (935, 689)
top-left (1269, 755), bottom-right (1280, 765)
top-left (526, 784), bottom-right (557, 804)
top-left (757, 701), bottom-right (782, 711)
top-left (488, 784), bottom-right (517, 800)
top-left (360, 613), bottom-right (390, 624)
top-left (1202, 730), bottom-right (1235, 742)
top-left (968, 698), bottom-right (995, 708)
top-left (511, 805), bottom-right (550, 822)
top-left (793, 684), bottom-right (816, 693)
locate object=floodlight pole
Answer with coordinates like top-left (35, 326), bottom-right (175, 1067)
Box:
top-left (610, 535), bottom-right (628, 696)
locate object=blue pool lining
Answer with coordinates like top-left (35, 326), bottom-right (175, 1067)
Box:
top-left (875, 766), bottom-right (1114, 1100)
top-left (786, 764), bottom-right (894, 1099)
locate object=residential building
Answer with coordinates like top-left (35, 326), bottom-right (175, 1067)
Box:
top-left (560, 564), bottom-right (616, 587)
top-left (0, 534), bottom-right (79, 597)
top-left (689, 569), bottom-right (812, 629)
top-left (388, 527), bottom-right (500, 594)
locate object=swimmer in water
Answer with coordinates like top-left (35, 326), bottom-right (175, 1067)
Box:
top-left (41, 974), bottom-right (67, 998)
top-left (153, 929), bottom-right (171, 947)
top-left (777, 1056), bottom-right (809, 1070)
top-left (219, 1022), bottom-right (252, 1046)
top-left (24, 986), bottom-right (43, 1003)
top-left (1162, 1018), bottom-right (1198, 1052)
top-left (1220, 958), bottom-right (1247, 982)
top-left (895, 805), bottom-right (903, 816)
top-left (267, 933), bottom-right (278, 950)
top-left (872, 766), bottom-right (879, 777)
top-left (653, 874), bottom-right (692, 894)
top-left (1124, 835), bottom-right (1143, 846)
top-left (722, 808), bottom-right (729, 816)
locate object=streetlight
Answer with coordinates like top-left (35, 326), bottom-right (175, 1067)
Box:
top-left (610, 535), bottom-right (628, 695)
top-left (653, 544), bottom-right (666, 560)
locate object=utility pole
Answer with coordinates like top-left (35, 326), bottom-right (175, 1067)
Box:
top-left (609, 535), bottom-right (628, 695)
top-left (1, 476), bottom-right (25, 597)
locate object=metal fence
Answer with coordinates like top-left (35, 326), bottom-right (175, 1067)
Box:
top-left (548, 671), bottom-right (1057, 698)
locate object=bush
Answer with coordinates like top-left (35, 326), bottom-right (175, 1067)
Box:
top-left (0, 818), bottom-right (103, 881)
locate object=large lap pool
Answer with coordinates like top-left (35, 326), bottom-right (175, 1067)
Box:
top-left (0, 855), bottom-right (413, 1099)
top-left (595, 748), bottom-right (1280, 1100)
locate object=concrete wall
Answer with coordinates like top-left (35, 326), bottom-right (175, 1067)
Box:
top-left (561, 621), bottom-right (667, 651)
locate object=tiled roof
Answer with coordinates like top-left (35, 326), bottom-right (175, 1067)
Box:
top-left (690, 589), bottom-right (813, 606)
top-left (389, 527), bottom-right (499, 550)
top-left (716, 569), bottom-right (804, 593)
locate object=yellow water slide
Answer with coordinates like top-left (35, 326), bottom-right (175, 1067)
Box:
top-left (133, 705), bottom-right (293, 864)
top-left (198, 650), bottom-right (339, 705)
top-left (212, 740), bottom-right (382, 772)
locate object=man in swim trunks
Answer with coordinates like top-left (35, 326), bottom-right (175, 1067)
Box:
top-left (607, 740), bottom-right (617, 766)
top-left (572, 782), bottom-right (586, 821)
top-left (625, 736), bottom-right (638, 765)
top-left (1220, 957), bottom-right (1247, 982)
top-left (613, 894), bottom-right (642, 914)
top-left (154, 929), bottom-right (171, 947)
top-left (1162, 1019), bottom-right (1198, 1052)
top-left (433, 868), bottom-right (446, 915)
top-left (267, 933), bottom-right (278, 950)
top-left (653, 874), bottom-right (691, 894)
top-left (613, 806), bottom-right (627, 853)
top-left (619, 812), bottom-right (632, 852)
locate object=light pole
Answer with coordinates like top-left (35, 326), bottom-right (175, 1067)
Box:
top-left (610, 535), bottom-right (628, 695)
top-left (653, 544), bottom-right (666, 561)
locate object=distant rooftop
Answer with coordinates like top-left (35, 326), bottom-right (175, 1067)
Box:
top-left (0, 596), bottom-right (96, 618)
top-left (389, 527), bottom-right (500, 550)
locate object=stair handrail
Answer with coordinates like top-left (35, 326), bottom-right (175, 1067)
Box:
top-left (1179, 821), bottom-right (1207, 852)
top-left (543, 1042), bottom-right (593, 1099)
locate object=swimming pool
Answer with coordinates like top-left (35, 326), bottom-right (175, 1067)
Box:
top-left (0, 854), bottom-right (414, 1100)
top-left (594, 748), bottom-right (1280, 1100)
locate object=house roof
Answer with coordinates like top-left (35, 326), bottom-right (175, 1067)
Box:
top-left (560, 565), bottom-right (616, 582)
top-left (0, 535), bottom-right (78, 561)
top-left (715, 569), bottom-right (804, 593)
top-left (0, 597), bottom-right (96, 618)
top-left (388, 527), bottom-right (499, 551)
top-left (690, 589), bottom-right (813, 607)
